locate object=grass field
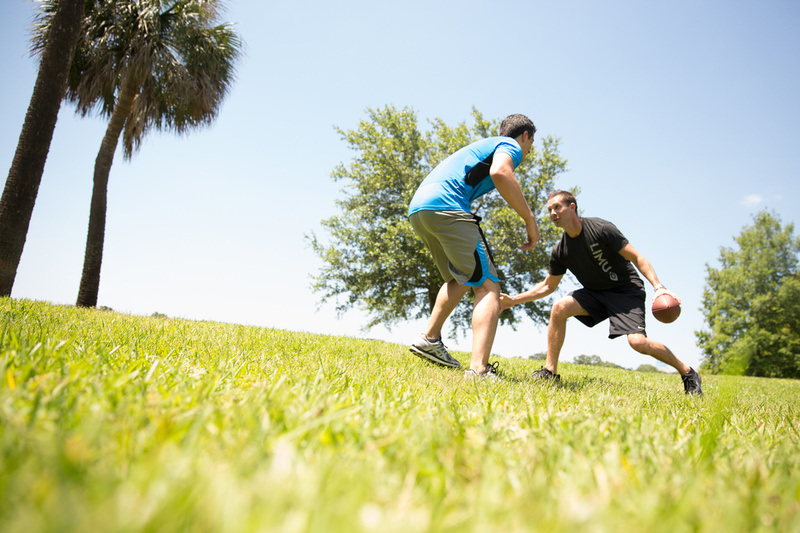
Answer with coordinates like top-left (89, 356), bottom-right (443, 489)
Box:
top-left (1, 297), bottom-right (799, 532)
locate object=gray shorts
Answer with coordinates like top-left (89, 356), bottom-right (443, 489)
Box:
top-left (409, 210), bottom-right (498, 287)
top-left (570, 285), bottom-right (647, 338)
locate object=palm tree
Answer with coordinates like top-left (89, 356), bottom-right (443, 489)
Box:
top-left (36, 0), bottom-right (242, 307)
top-left (0, 0), bottom-right (84, 297)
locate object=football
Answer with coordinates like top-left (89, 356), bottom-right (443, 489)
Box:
top-left (652, 293), bottom-right (681, 323)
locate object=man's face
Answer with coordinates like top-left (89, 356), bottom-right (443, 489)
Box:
top-left (546, 195), bottom-right (573, 227)
top-left (520, 131), bottom-right (534, 159)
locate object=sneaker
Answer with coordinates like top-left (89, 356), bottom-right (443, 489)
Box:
top-left (464, 361), bottom-right (502, 382)
top-left (532, 366), bottom-right (561, 383)
top-left (409, 334), bottom-right (461, 368)
top-left (682, 367), bottom-right (703, 396)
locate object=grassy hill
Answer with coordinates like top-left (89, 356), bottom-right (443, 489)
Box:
top-left (2, 297), bottom-right (799, 532)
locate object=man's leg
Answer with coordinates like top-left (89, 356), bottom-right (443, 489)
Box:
top-left (626, 334), bottom-right (691, 375)
top-left (469, 279), bottom-right (501, 373)
top-left (424, 279), bottom-right (470, 340)
top-left (546, 295), bottom-right (589, 374)
top-left (627, 334), bottom-right (702, 395)
top-left (411, 279), bottom-right (468, 368)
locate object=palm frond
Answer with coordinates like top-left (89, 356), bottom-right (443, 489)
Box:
top-left (33, 0), bottom-right (243, 159)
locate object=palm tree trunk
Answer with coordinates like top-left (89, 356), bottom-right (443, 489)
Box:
top-left (0, 0), bottom-right (84, 296)
top-left (76, 76), bottom-right (138, 308)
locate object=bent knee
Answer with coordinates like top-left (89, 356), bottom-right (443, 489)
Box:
top-left (551, 296), bottom-right (581, 319)
top-left (627, 333), bottom-right (649, 353)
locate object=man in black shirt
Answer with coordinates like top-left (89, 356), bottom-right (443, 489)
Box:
top-left (500, 190), bottom-right (702, 395)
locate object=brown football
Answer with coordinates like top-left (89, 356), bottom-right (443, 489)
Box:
top-left (652, 293), bottom-right (681, 323)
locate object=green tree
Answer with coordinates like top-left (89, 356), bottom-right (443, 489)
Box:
top-left (696, 210), bottom-right (800, 378)
top-left (574, 354), bottom-right (603, 366)
top-left (635, 364), bottom-right (660, 373)
top-left (743, 272), bottom-right (800, 378)
top-left (308, 105), bottom-right (569, 334)
top-left (573, 354), bottom-right (625, 369)
top-left (33, 0), bottom-right (242, 307)
top-left (0, 0), bottom-right (84, 296)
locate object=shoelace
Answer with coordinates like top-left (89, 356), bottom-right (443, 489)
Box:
top-left (432, 340), bottom-right (451, 358)
top-left (484, 361), bottom-right (501, 376)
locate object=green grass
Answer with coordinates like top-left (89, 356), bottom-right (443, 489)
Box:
top-left (1, 297), bottom-right (799, 532)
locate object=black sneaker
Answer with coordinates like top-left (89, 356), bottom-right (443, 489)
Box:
top-left (532, 366), bottom-right (561, 383)
top-left (682, 367), bottom-right (703, 396)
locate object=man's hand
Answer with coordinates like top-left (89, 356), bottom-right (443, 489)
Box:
top-left (654, 286), bottom-right (681, 304)
top-left (499, 293), bottom-right (517, 310)
top-left (520, 219), bottom-right (540, 251)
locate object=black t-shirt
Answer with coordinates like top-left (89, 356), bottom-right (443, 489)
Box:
top-left (549, 217), bottom-right (644, 291)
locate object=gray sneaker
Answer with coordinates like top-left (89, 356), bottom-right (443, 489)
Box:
top-left (682, 367), bottom-right (703, 396)
top-left (410, 334), bottom-right (461, 368)
top-left (464, 361), bottom-right (502, 382)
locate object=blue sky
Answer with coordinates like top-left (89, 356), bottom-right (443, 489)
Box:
top-left (2, 0), bottom-right (798, 372)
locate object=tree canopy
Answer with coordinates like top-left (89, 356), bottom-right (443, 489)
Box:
top-left (308, 105), bottom-right (570, 335)
top-left (696, 210), bottom-right (800, 378)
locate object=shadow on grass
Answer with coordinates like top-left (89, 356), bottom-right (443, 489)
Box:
top-left (500, 373), bottom-right (609, 392)
top-left (401, 353), bottom-right (614, 394)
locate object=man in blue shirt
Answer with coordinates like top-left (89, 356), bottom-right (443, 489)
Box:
top-left (408, 114), bottom-right (540, 380)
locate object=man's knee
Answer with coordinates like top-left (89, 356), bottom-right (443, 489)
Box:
top-left (551, 296), bottom-right (578, 320)
top-left (627, 333), bottom-right (649, 353)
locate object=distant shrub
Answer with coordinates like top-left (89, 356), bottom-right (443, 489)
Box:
top-left (574, 354), bottom-right (627, 370)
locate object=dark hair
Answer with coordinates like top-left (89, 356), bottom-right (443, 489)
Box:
top-left (499, 114), bottom-right (536, 139)
top-left (548, 190), bottom-right (577, 211)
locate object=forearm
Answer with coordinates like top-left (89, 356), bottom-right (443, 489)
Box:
top-left (633, 256), bottom-right (663, 289)
top-left (490, 156), bottom-right (540, 250)
top-left (620, 244), bottom-right (666, 291)
top-left (493, 173), bottom-right (536, 223)
top-left (504, 280), bottom-right (557, 307)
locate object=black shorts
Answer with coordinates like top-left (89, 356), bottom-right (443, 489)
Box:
top-left (570, 285), bottom-right (647, 339)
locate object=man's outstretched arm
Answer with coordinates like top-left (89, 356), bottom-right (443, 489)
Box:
top-left (500, 273), bottom-right (563, 309)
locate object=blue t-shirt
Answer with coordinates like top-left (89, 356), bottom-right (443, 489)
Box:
top-left (408, 137), bottom-right (523, 216)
